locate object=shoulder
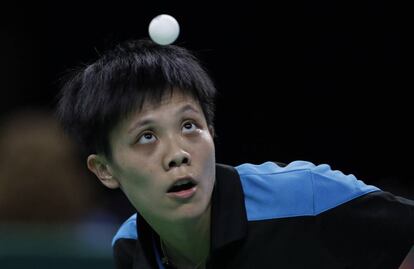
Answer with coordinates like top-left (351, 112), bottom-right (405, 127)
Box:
top-left (112, 213), bottom-right (138, 246)
top-left (235, 161), bottom-right (380, 220)
top-left (112, 214), bottom-right (138, 268)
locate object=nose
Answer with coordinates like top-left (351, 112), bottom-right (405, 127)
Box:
top-left (163, 138), bottom-right (191, 170)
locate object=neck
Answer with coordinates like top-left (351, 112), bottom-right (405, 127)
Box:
top-left (149, 204), bottom-right (211, 268)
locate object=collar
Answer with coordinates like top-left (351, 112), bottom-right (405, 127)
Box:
top-left (135, 163), bottom-right (248, 268)
top-left (210, 163), bottom-right (248, 251)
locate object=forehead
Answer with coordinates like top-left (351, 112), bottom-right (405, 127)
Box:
top-left (117, 91), bottom-right (203, 131)
top-left (139, 91), bottom-right (200, 115)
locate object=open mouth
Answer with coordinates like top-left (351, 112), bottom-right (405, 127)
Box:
top-left (167, 178), bottom-right (197, 193)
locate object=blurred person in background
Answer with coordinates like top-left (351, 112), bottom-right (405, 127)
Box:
top-left (0, 109), bottom-right (93, 222)
top-left (0, 109), bottom-right (119, 269)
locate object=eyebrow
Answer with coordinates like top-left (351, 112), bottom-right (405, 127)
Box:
top-left (127, 104), bottom-right (201, 134)
top-left (178, 104), bottom-right (201, 115)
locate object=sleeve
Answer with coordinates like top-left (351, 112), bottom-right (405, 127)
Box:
top-left (318, 191), bottom-right (414, 268)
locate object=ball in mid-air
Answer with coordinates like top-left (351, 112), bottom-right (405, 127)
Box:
top-left (148, 14), bottom-right (180, 45)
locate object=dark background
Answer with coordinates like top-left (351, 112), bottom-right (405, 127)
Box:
top-left (2, 1), bottom-right (413, 220)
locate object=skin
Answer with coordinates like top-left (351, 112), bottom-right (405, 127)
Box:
top-left (87, 90), bottom-right (216, 268)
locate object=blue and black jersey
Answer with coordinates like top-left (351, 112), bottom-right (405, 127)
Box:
top-left (112, 161), bottom-right (414, 268)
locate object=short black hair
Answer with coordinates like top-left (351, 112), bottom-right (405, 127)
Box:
top-left (56, 39), bottom-right (217, 159)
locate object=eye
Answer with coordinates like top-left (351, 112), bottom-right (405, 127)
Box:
top-left (182, 121), bottom-right (198, 134)
top-left (137, 132), bottom-right (156, 144)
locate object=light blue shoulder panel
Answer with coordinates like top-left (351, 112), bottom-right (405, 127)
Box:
top-left (112, 213), bottom-right (138, 246)
top-left (236, 161), bottom-right (380, 221)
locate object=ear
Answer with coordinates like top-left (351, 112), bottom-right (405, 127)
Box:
top-left (87, 154), bottom-right (120, 189)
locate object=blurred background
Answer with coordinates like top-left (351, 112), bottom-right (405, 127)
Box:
top-left (1, 0), bottom-right (413, 268)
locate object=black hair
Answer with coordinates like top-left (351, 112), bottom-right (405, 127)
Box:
top-left (56, 39), bottom-right (216, 160)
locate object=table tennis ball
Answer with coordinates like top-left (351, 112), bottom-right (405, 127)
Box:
top-left (148, 14), bottom-right (180, 45)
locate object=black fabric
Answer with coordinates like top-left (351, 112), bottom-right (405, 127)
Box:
top-left (134, 216), bottom-right (160, 269)
top-left (207, 192), bottom-right (414, 268)
top-left (210, 164), bottom-right (248, 250)
top-left (113, 239), bottom-right (136, 269)
top-left (208, 164), bottom-right (248, 268)
top-left (318, 191), bottom-right (414, 268)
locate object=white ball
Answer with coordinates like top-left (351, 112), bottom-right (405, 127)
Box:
top-left (148, 14), bottom-right (180, 45)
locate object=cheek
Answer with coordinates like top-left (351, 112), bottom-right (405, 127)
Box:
top-left (196, 134), bottom-right (216, 172)
top-left (201, 135), bottom-right (215, 161)
top-left (112, 150), bottom-right (151, 178)
top-left (119, 173), bottom-right (157, 210)
top-left (111, 156), bottom-right (152, 190)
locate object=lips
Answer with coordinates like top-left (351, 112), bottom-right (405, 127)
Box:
top-left (167, 177), bottom-right (198, 193)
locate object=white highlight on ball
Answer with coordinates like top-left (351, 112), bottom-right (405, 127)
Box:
top-left (148, 14), bottom-right (180, 45)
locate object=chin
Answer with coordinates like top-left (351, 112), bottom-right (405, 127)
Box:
top-left (172, 199), bottom-right (210, 221)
